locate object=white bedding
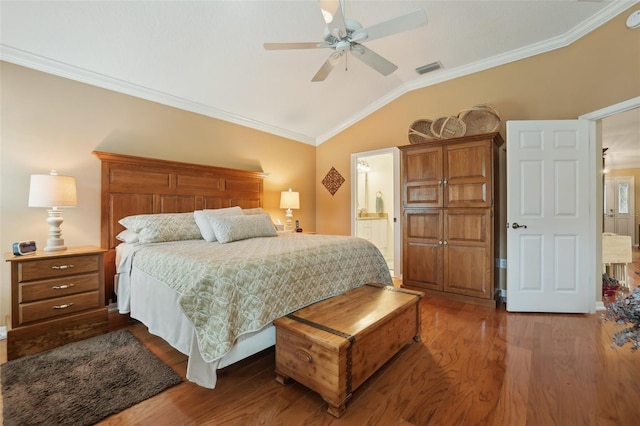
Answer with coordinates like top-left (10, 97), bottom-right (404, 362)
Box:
top-left (118, 243), bottom-right (276, 388)
top-left (115, 233), bottom-right (392, 388)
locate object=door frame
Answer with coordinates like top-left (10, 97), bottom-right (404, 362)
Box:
top-left (581, 96), bottom-right (640, 312)
top-left (604, 176), bottom-right (636, 244)
top-left (350, 147), bottom-right (401, 278)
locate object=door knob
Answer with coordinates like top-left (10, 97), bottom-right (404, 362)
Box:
top-left (511, 222), bottom-right (527, 229)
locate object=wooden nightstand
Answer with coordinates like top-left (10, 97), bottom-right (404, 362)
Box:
top-left (4, 246), bottom-right (108, 360)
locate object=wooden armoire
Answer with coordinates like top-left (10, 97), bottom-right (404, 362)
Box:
top-left (400, 132), bottom-right (504, 307)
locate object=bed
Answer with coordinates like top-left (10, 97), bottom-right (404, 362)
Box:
top-left (94, 151), bottom-right (392, 388)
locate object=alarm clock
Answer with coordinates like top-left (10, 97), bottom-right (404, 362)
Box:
top-left (12, 241), bottom-right (37, 256)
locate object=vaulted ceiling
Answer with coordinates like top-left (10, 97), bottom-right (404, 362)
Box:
top-left (1, 0), bottom-right (638, 161)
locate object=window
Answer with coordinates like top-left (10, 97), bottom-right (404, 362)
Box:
top-left (618, 182), bottom-right (629, 214)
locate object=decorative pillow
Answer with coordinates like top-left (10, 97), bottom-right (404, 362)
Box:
top-left (242, 207), bottom-right (265, 215)
top-left (194, 206), bottom-right (243, 242)
top-left (119, 212), bottom-right (202, 244)
top-left (208, 213), bottom-right (277, 244)
top-left (115, 229), bottom-right (139, 244)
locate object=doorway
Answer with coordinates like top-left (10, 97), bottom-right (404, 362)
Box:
top-left (604, 176), bottom-right (636, 244)
top-left (581, 96), bottom-right (640, 311)
top-left (351, 148), bottom-right (400, 278)
top-left (505, 97), bottom-right (639, 313)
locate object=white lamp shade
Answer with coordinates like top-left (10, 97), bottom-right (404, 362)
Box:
top-left (28, 173), bottom-right (77, 208)
top-left (280, 189), bottom-right (300, 209)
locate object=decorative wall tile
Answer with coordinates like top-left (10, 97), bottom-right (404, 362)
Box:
top-left (322, 167), bottom-right (345, 196)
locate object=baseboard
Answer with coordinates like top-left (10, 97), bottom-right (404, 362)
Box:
top-left (497, 289), bottom-right (606, 313)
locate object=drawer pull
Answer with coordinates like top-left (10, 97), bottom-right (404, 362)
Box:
top-left (52, 284), bottom-right (75, 290)
top-left (53, 303), bottom-right (74, 310)
top-left (295, 350), bottom-right (312, 363)
top-left (52, 264), bottom-right (74, 270)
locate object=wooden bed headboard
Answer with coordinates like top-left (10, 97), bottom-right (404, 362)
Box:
top-left (93, 151), bottom-right (266, 305)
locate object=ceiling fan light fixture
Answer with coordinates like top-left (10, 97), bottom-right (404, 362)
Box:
top-left (336, 40), bottom-right (350, 52)
top-left (321, 9), bottom-right (333, 24)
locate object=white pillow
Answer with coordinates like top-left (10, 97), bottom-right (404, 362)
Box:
top-left (116, 229), bottom-right (139, 244)
top-left (119, 212), bottom-right (201, 243)
top-left (242, 207), bottom-right (265, 215)
top-left (194, 206), bottom-right (243, 242)
top-left (209, 213), bottom-right (277, 244)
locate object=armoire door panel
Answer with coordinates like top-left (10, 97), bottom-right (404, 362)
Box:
top-left (444, 245), bottom-right (491, 298)
top-left (446, 144), bottom-right (489, 180)
top-left (406, 184), bottom-right (441, 206)
top-left (405, 242), bottom-right (443, 291)
top-left (444, 140), bottom-right (492, 207)
top-left (445, 209), bottom-right (490, 246)
top-left (403, 146), bottom-right (443, 208)
top-left (406, 209), bottom-right (442, 241)
top-left (405, 146), bottom-right (442, 182)
top-left (446, 183), bottom-right (488, 207)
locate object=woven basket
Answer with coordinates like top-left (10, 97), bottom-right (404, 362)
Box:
top-left (430, 116), bottom-right (466, 140)
top-left (408, 119), bottom-right (438, 144)
top-left (458, 104), bottom-right (501, 136)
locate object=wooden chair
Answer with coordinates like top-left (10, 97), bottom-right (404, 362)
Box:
top-left (602, 233), bottom-right (632, 289)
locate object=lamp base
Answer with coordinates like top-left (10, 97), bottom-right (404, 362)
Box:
top-left (44, 242), bottom-right (67, 252)
top-left (44, 209), bottom-right (68, 252)
top-left (284, 209), bottom-right (294, 232)
top-left (284, 219), bottom-right (294, 232)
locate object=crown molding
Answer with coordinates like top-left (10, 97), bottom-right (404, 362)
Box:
top-left (0, 45), bottom-right (317, 146)
top-left (1, 0), bottom-right (635, 147)
top-left (315, 0), bottom-right (638, 145)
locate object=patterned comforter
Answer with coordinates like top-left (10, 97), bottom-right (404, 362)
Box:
top-left (126, 233), bottom-right (392, 362)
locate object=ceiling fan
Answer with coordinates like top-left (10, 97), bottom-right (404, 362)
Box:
top-left (263, 0), bottom-right (427, 82)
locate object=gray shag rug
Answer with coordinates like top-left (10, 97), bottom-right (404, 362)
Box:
top-left (1, 329), bottom-right (182, 426)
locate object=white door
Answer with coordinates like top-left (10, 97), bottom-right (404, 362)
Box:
top-left (506, 120), bottom-right (591, 313)
top-left (604, 178), bottom-right (616, 233)
top-left (604, 176), bottom-right (636, 244)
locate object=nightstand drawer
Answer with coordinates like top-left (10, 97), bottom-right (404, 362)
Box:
top-left (18, 254), bottom-right (100, 282)
top-left (19, 273), bottom-right (100, 303)
top-left (19, 291), bottom-right (101, 325)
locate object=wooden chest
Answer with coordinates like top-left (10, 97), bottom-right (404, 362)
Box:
top-left (274, 283), bottom-right (423, 417)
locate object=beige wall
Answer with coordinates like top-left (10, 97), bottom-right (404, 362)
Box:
top-left (607, 168), bottom-right (640, 243)
top-left (1, 7), bottom-right (639, 325)
top-left (316, 7), bottom-right (640, 291)
top-left (0, 62), bottom-right (316, 323)
top-left (316, 8), bottom-right (639, 234)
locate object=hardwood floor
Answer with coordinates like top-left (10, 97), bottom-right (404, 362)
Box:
top-left (2, 270), bottom-right (640, 425)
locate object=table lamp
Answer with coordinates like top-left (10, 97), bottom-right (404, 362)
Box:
top-left (28, 170), bottom-right (77, 252)
top-left (280, 188), bottom-right (300, 231)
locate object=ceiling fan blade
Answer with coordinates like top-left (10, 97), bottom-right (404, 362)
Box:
top-left (311, 54), bottom-right (342, 82)
top-left (318, 0), bottom-right (347, 39)
top-left (351, 44), bottom-right (397, 76)
top-left (352, 9), bottom-right (427, 43)
top-left (264, 42), bottom-right (327, 50)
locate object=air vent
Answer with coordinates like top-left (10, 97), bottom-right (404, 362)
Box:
top-left (415, 61), bottom-right (442, 75)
